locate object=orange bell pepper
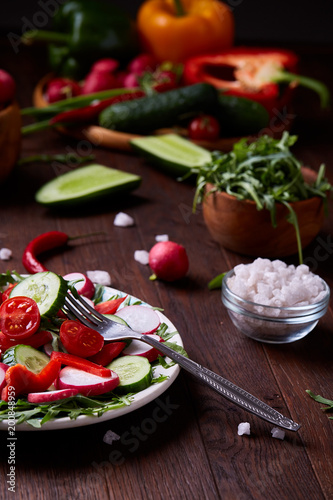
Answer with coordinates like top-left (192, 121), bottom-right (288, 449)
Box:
top-left (136, 0), bottom-right (234, 63)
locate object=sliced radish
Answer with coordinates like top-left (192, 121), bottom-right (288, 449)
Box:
top-left (56, 366), bottom-right (119, 397)
top-left (122, 334), bottom-right (164, 362)
top-left (0, 362), bottom-right (9, 392)
top-left (114, 305), bottom-right (160, 334)
top-left (27, 388), bottom-right (79, 404)
top-left (63, 272), bottom-right (95, 299)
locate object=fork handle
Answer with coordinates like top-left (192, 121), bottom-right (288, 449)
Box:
top-left (142, 335), bottom-right (300, 432)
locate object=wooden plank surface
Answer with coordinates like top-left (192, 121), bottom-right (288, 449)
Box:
top-left (0, 40), bottom-right (332, 500)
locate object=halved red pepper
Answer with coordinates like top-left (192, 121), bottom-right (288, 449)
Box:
top-left (1, 360), bottom-right (61, 401)
top-left (183, 47), bottom-right (330, 112)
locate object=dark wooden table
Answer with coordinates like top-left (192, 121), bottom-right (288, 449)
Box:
top-left (1, 38), bottom-right (333, 500)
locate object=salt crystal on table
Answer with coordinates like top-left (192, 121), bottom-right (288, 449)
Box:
top-left (237, 422), bottom-right (251, 436)
top-left (155, 234), bottom-right (169, 242)
top-left (114, 212), bottom-right (135, 227)
top-left (0, 248), bottom-right (12, 260)
top-left (271, 427), bottom-right (285, 440)
top-left (86, 270), bottom-right (111, 286)
top-left (134, 250), bottom-right (149, 265)
top-left (103, 430), bottom-right (121, 445)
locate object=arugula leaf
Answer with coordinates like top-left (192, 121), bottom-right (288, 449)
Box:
top-left (191, 132), bottom-right (332, 264)
top-left (208, 272), bottom-right (227, 290)
top-left (0, 393), bottom-right (132, 427)
top-left (306, 390), bottom-right (333, 416)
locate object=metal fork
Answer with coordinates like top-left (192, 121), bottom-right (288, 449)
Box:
top-left (62, 293), bottom-right (301, 432)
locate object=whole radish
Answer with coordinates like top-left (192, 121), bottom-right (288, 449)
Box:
top-left (148, 241), bottom-right (189, 281)
top-left (90, 58), bottom-right (119, 74)
top-left (0, 69), bottom-right (16, 106)
top-left (46, 77), bottom-right (81, 103)
top-left (127, 53), bottom-right (157, 75)
top-left (81, 70), bottom-right (118, 94)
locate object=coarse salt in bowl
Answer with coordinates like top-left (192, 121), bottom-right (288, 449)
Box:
top-left (221, 258), bottom-right (330, 344)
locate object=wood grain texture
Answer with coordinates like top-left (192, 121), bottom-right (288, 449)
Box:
top-left (0, 41), bottom-right (333, 500)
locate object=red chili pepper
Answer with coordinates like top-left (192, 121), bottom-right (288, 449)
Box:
top-left (183, 47), bottom-right (330, 111)
top-left (50, 351), bottom-right (111, 377)
top-left (22, 231), bottom-right (69, 274)
top-left (50, 91), bottom-right (145, 126)
top-left (22, 230), bottom-right (102, 274)
top-left (1, 360), bottom-right (61, 401)
top-left (87, 342), bottom-right (126, 366)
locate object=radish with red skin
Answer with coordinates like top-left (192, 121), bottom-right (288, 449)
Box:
top-left (0, 69), bottom-right (16, 105)
top-left (90, 58), bottom-right (119, 74)
top-left (149, 241), bottom-right (189, 281)
top-left (127, 53), bottom-right (158, 74)
top-left (122, 334), bottom-right (164, 362)
top-left (63, 272), bottom-right (95, 299)
top-left (0, 362), bottom-right (9, 392)
top-left (27, 388), bottom-right (79, 404)
top-left (123, 73), bottom-right (140, 88)
top-left (56, 366), bottom-right (119, 397)
top-left (45, 78), bottom-right (81, 103)
top-left (81, 71), bottom-right (118, 94)
top-left (114, 305), bottom-right (160, 334)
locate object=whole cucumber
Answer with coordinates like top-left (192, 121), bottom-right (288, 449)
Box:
top-left (216, 94), bottom-right (270, 136)
top-left (99, 83), bottom-right (219, 133)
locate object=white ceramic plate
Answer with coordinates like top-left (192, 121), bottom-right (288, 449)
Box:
top-left (0, 286), bottom-right (182, 431)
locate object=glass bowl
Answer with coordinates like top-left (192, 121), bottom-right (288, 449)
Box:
top-left (222, 269), bottom-right (330, 344)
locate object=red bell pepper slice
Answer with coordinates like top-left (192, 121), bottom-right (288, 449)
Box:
top-left (88, 342), bottom-right (126, 366)
top-left (1, 360), bottom-right (61, 402)
top-left (94, 295), bottom-right (127, 315)
top-left (50, 351), bottom-right (111, 377)
top-left (183, 47), bottom-right (329, 111)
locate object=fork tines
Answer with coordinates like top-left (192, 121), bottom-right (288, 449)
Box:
top-left (63, 292), bottom-right (105, 328)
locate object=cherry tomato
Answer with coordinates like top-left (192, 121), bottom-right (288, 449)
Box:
top-left (188, 115), bottom-right (220, 141)
top-left (0, 296), bottom-right (41, 339)
top-left (60, 320), bottom-right (104, 358)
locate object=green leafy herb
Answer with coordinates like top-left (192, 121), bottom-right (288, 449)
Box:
top-left (306, 390), bottom-right (333, 419)
top-left (0, 394), bottom-right (132, 428)
top-left (191, 132), bottom-right (332, 264)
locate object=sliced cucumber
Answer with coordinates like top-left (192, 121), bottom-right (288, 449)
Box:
top-left (3, 345), bottom-right (50, 374)
top-left (130, 134), bottom-right (212, 176)
top-left (10, 271), bottom-right (67, 317)
top-left (108, 355), bottom-right (152, 393)
top-left (35, 164), bottom-right (141, 207)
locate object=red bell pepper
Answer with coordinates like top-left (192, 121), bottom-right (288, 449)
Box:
top-left (87, 342), bottom-right (126, 366)
top-left (183, 47), bottom-right (330, 112)
top-left (50, 351), bottom-right (111, 377)
top-left (1, 360), bottom-right (61, 401)
top-left (94, 295), bottom-right (127, 315)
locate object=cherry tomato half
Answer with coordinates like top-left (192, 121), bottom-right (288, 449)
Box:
top-left (0, 296), bottom-right (41, 340)
top-left (188, 114), bottom-right (220, 141)
top-left (60, 320), bottom-right (104, 358)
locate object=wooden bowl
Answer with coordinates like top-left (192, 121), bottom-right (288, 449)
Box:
top-left (0, 101), bottom-right (21, 184)
top-left (202, 167), bottom-right (325, 258)
top-left (33, 75), bottom-right (259, 153)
